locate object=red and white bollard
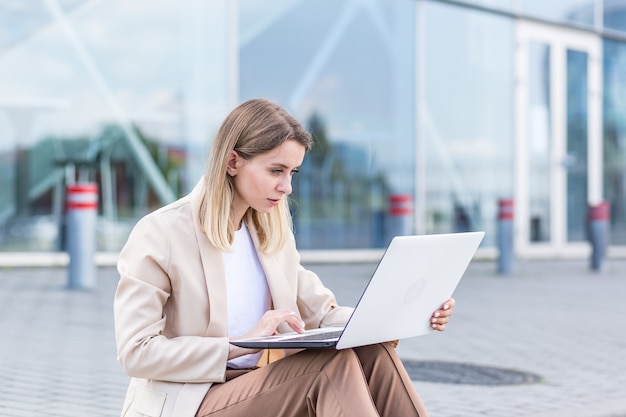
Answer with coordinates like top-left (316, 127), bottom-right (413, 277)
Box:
top-left (66, 183), bottom-right (98, 289)
top-left (497, 199), bottom-right (514, 275)
top-left (588, 201), bottom-right (610, 272)
top-left (389, 194), bottom-right (413, 238)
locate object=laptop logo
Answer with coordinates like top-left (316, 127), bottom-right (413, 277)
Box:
top-left (404, 278), bottom-right (426, 304)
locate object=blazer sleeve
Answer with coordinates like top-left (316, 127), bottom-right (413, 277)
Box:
top-left (280, 233), bottom-right (353, 329)
top-left (114, 212), bottom-right (229, 384)
top-left (295, 264), bottom-right (354, 328)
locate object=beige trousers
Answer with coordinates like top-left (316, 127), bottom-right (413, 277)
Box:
top-left (196, 343), bottom-right (429, 417)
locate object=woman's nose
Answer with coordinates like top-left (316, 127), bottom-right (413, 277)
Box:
top-left (278, 176), bottom-right (292, 195)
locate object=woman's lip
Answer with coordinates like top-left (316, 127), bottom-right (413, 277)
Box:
top-left (268, 198), bottom-right (280, 205)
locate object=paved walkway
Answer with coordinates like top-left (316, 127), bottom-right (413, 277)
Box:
top-left (1, 259), bottom-right (625, 416)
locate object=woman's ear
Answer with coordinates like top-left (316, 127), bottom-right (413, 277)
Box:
top-left (226, 150), bottom-right (239, 176)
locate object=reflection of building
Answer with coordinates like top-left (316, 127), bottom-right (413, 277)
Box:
top-left (0, 125), bottom-right (186, 252)
top-left (1, 0), bottom-right (626, 261)
top-left (292, 139), bottom-right (391, 249)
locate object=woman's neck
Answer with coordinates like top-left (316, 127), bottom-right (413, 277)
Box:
top-left (231, 211), bottom-right (245, 231)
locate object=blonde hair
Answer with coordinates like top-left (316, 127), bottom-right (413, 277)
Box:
top-left (198, 98), bottom-right (312, 253)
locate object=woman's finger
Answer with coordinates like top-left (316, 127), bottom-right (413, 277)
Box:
top-left (442, 298), bottom-right (456, 310)
top-left (431, 322), bottom-right (447, 331)
top-left (261, 309), bottom-right (305, 334)
top-left (281, 311), bottom-right (305, 333)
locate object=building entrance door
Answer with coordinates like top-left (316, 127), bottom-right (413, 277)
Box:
top-left (515, 20), bottom-right (602, 258)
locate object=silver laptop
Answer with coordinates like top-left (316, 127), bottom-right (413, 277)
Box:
top-left (230, 231), bottom-right (485, 350)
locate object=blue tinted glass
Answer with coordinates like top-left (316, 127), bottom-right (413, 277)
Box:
top-left (528, 42), bottom-right (552, 242)
top-left (0, 0), bottom-right (215, 251)
top-left (604, 1), bottom-right (626, 32)
top-left (0, 3), bottom-right (51, 53)
top-left (240, 0), bottom-right (416, 249)
top-left (453, 0), bottom-right (515, 12)
top-left (522, 0), bottom-right (595, 27)
top-left (566, 49), bottom-right (589, 242)
top-left (603, 39), bottom-right (626, 243)
top-left (422, 1), bottom-right (514, 246)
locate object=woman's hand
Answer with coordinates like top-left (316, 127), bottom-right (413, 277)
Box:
top-left (228, 309), bottom-right (305, 358)
top-left (430, 297), bottom-right (455, 332)
top-left (247, 309), bottom-right (306, 337)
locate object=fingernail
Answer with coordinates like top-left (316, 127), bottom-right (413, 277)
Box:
top-left (431, 324), bottom-right (437, 329)
top-left (444, 304), bottom-right (450, 310)
top-left (434, 312), bottom-right (441, 317)
top-left (431, 318), bottom-right (437, 323)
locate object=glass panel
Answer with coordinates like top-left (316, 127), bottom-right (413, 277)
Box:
top-left (422, 2), bottom-right (513, 246)
top-left (446, 0), bottom-right (515, 13)
top-left (566, 49), bottom-right (589, 242)
top-left (528, 42), bottom-right (552, 242)
top-left (240, 0), bottom-right (416, 249)
top-left (0, 0), bottom-right (231, 252)
top-left (522, 0), bottom-right (595, 27)
top-left (604, 2), bottom-right (626, 32)
top-left (419, 0), bottom-right (600, 30)
top-left (0, 3), bottom-right (52, 54)
top-left (603, 39), bottom-right (626, 244)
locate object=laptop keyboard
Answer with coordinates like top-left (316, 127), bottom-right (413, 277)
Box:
top-left (284, 330), bottom-right (343, 341)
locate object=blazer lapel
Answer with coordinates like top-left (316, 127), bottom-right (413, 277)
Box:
top-left (190, 180), bottom-right (228, 337)
top-left (189, 179), bottom-right (297, 338)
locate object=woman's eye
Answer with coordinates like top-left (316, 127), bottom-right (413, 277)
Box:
top-left (271, 169), bottom-right (283, 175)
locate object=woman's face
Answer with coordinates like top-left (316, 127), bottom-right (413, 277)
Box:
top-left (228, 139), bottom-right (306, 224)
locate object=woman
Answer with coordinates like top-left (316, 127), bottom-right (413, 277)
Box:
top-left (114, 98), bottom-right (455, 417)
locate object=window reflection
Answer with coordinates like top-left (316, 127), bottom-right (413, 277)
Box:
top-left (240, 0), bottom-right (416, 248)
top-left (2, 0), bottom-right (626, 254)
top-left (604, 0), bottom-right (626, 32)
top-left (522, 0), bottom-right (595, 27)
top-left (0, 0), bottom-right (197, 251)
top-left (528, 42), bottom-right (552, 242)
top-left (566, 49), bottom-right (589, 242)
top-left (422, 2), bottom-right (513, 246)
top-left (603, 38), bottom-right (626, 243)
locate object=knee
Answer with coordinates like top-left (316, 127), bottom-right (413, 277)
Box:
top-left (355, 342), bottom-right (395, 358)
top-left (298, 347), bottom-right (362, 372)
top-left (334, 347), bottom-right (361, 363)
top-left (322, 348), bottom-right (363, 373)
top-left (354, 342), bottom-right (402, 369)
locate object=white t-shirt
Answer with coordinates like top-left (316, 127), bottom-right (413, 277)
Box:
top-left (223, 222), bottom-right (271, 369)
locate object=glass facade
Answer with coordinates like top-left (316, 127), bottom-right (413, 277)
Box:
top-left (566, 48), bottom-right (589, 242)
top-left (0, 0), bottom-right (235, 252)
top-left (422, 2), bottom-right (513, 246)
top-left (605, 0), bottom-right (626, 32)
top-left (450, 0), bottom-right (595, 27)
top-left (527, 41), bottom-right (552, 243)
top-left (1, 0), bottom-right (626, 257)
top-left (604, 38), bottom-right (626, 244)
top-left (522, 0), bottom-right (595, 27)
top-left (240, 0), bottom-right (416, 249)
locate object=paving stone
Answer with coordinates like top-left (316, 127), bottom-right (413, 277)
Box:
top-left (1, 260), bottom-right (625, 416)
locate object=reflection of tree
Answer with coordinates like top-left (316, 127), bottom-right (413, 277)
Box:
top-left (130, 125), bottom-right (185, 181)
top-left (604, 109), bottom-right (625, 237)
top-left (306, 112), bottom-right (344, 180)
top-left (97, 124), bottom-right (185, 216)
top-left (307, 112), bottom-right (330, 167)
top-left (0, 124), bottom-right (185, 250)
top-left (25, 124), bottom-right (184, 219)
top-left (290, 112), bottom-right (391, 248)
top-left (603, 40), bottom-right (626, 242)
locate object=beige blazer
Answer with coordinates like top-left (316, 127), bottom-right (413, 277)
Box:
top-left (113, 184), bottom-right (353, 417)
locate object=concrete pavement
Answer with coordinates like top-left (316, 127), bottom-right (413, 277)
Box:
top-left (0, 258), bottom-right (625, 416)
